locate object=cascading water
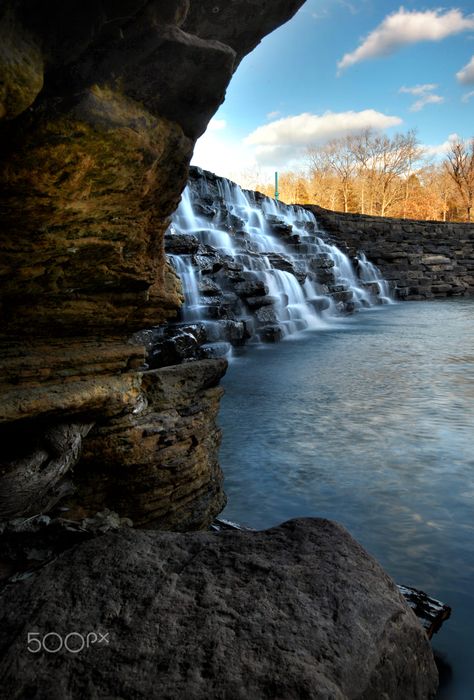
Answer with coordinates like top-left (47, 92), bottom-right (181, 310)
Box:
top-left (158, 167), bottom-right (395, 365)
top-left (356, 253), bottom-right (394, 304)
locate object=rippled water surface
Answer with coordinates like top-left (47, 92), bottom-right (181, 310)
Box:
top-left (219, 299), bottom-right (474, 699)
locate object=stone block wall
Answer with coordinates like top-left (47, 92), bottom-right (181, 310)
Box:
top-left (307, 206), bottom-right (474, 300)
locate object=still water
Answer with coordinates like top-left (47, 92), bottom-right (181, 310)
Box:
top-left (219, 299), bottom-right (474, 699)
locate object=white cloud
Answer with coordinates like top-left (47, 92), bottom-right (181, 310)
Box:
top-left (207, 118), bottom-right (227, 131)
top-left (193, 109), bottom-right (403, 180)
top-left (267, 110), bottom-right (281, 120)
top-left (338, 8), bottom-right (474, 72)
top-left (399, 83), bottom-right (438, 96)
top-left (245, 110), bottom-right (402, 147)
top-left (462, 89), bottom-right (474, 102)
top-left (244, 110), bottom-right (402, 167)
top-left (457, 55), bottom-right (474, 83)
top-left (410, 94), bottom-right (444, 112)
top-left (399, 84), bottom-right (444, 112)
top-left (424, 133), bottom-right (459, 158)
top-left (192, 128), bottom-right (258, 179)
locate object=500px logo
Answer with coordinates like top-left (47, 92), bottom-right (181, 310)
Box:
top-left (27, 631), bottom-right (110, 654)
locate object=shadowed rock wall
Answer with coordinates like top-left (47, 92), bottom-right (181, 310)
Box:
top-left (0, 0), bottom-right (305, 527)
top-left (307, 206), bottom-right (474, 300)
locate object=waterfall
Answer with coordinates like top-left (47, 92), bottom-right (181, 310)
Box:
top-left (160, 168), bottom-right (395, 364)
top-left (356, 253), bottom-right (394, 304)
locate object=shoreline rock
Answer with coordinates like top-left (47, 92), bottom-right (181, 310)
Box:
top-left (0, 518), bottom-right (438, 699)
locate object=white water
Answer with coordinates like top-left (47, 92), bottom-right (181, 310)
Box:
top-left (166, 171), bottom-right (394, 343)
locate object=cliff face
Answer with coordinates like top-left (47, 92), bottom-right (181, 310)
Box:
top-left (0, 0), bottom-right (305, 527)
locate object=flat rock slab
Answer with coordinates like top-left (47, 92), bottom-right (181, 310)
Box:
top-left (0, 518), bottom-right (438, 699)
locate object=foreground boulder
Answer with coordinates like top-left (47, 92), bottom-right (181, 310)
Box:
top-left (0, 518), bottom-right (438, 699)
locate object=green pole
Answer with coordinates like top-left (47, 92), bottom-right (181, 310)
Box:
top-left (274, 171), bottom-right (279, 201)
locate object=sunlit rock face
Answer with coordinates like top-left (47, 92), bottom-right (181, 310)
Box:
top-left (0, 0), bottom-right (305, 527)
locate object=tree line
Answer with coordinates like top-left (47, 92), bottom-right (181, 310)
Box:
top-left (252, 130), bottom-right (474, 222)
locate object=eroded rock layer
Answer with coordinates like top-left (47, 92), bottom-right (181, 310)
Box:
top-left (0, 0), bottom-right (305, 526)
top-left (0, 518), bottom-right (439, 699)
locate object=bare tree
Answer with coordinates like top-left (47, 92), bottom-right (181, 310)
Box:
top-left (308, 137), bottom-right (357, 212)
top-left (444, 139), bottom-right (474, 221)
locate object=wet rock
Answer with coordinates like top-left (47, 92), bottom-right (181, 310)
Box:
top-left (314, 269), bottom-right (336, 285)
top-left (194, 252), bottom-right (228, 274)
top-left (309, 255), bottom-right (335, 271)
top-left (228, 214), bottom-right (245, 230)
top-left (148, 331), bottom-right (201, 369)
top-left (245, 295), bottom-right (278, 310)
top-left (255, 306), bottom-right (279, 325)
top-left (200, 342), bottom-right (231, 359)
top-left (260, 325), bottom-right (284, 342)
top-left (165, 233), bottom-right (200, 255)
top-left (194, 202), bottom-right (218, 218)
top-left (174, 323), bottom-right (209, 346)
top-left (362, 282), bottom-right (381, 296)
top-left (267, 253), bottom-right (297, 276)
top-left (234, 279), bottom-right (268, 298)
top-left (307, 297), bottom-right (331, 313)
top-left (330, 289), bottom-right (354, 303)
top-left (0, 519), bottom-right (438, 699)
top-left (267, 218), bottom-right (294, 238)
top-left (198, 279), bottom-right (221, 296)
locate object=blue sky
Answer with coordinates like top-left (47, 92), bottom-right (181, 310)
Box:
top-left (192, 0), bottom-right (474, 182)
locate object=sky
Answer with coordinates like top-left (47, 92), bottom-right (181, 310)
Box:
top-left (191, 0), bottom-right (474, 184)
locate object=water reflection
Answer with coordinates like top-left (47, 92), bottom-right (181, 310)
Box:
top-left (219, 299), bottom-right (474, 699)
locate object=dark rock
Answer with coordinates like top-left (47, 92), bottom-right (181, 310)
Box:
top-left (255, 306), bottom-right (279, 325)
top-left (194, 254), bottom-right (225, 274)
top-left (0, 519), bottom-right (438, 699)
top-left (165, 233), bottom-right (200, 255)
top-left (260, 325), bottom-right (284, 342)
top-left (234, 280), bottom-right (268, 298)
top-left (200, 342), bottom-right (231, 359)
top-left (330, 290), bottom-right (354, 303)
top-left (198, 279), bottom-right (221, 296)
top-left (148, 330), bottom-right (201, 368)
top-left (362, 282), bottom-right (381, 296)
top-left (245, 295), bottom-right (278, 310)
top-left (194, 202), bottom-right (217, 218)
top-left (0, 422), bottom-right (93, 520)
top-left (266, 253), bottom-right (301, 280)
top-left (309, 255), bottom-right (335, 271)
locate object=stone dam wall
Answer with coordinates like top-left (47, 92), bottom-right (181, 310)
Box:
top-left (307, 206), bottom-right (474, 300)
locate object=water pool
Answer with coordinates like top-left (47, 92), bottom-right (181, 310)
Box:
top-left (219, 299), bottom-right (474, 699)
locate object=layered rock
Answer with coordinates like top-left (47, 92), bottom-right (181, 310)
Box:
top-left (0, 0), bottom-right (305, 526)
top-left (0, 518), bottom-right (438, 699)
top-left (65, 359), bottom-right (228, 530)
top-left (308, 206), bottom-right (474, 300)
